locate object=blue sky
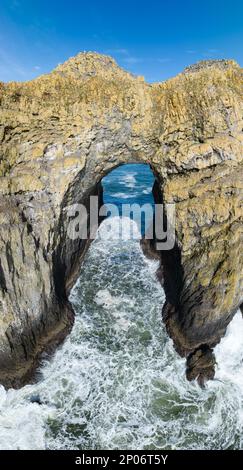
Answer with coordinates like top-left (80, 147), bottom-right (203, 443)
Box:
top-left (0, 0), bottom-right (242, 83)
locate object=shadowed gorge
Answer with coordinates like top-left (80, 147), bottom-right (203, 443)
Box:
top-left (0, 53), bottom-right (242, 388)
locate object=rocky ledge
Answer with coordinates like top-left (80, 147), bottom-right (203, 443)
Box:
top-left (0, 52), bottom-right (242, 388)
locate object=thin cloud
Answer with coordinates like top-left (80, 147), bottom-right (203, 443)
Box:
top-left (157, 58), bottom-right (172, 63)
top-left (34, 65), bottom-right (41, 70)
top-left (0, 46), bottom-right (28, 81)
top-left (122, 56), bottom-right (143, 64)
top-left (105, 48), bottom-right (143, 65)
top-left (186, 48), bottom-right (221, 58)
top-left (105, 48), bottom-right (129, 55)
top-left (111, 52), bottom-right (171, 66)
top-left (202, 49), bottom-right (220, 58)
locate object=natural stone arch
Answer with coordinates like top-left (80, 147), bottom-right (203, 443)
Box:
top-left (0, 53), bottom-right (242, 388)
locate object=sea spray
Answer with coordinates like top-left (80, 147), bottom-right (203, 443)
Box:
top-left (0, 216), bottom-right (242, 449)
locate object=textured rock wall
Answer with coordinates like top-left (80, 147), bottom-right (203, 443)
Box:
top-left (0, 53), bottom-right (242, 387)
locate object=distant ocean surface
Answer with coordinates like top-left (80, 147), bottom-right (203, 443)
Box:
top-left (0, 164), bottom-right (243, 450)
top-left (102, 163), bottom-right (155, 235)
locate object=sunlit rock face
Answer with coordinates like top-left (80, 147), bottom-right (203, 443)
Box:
top-left (0, 52), bottom-right (242, 388)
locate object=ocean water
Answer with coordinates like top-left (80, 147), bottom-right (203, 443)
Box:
top-left (0, 164), bottom-right (242, 450)
top-left (102, 163), bottom-right (155, 235)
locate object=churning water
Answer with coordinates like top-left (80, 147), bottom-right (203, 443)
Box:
top-left (0, 165), bottom-right (242, 450)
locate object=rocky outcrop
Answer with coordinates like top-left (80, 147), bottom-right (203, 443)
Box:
top-left (0, 53), bottom-right (242, 388)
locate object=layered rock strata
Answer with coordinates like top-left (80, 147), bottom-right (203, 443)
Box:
top-left (0, 53), bottom-right (242, 387)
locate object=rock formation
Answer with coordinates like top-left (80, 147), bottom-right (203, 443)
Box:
top-left (0, 53), bottom-right (242, 388)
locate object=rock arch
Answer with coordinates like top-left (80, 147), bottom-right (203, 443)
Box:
top-left (0, 53), bottom-right (242, 388)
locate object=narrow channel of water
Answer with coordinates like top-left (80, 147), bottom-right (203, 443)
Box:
top-left (0, 164), bottom-right (242, 450)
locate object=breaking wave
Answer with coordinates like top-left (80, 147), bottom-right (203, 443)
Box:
top-left (0, 215), bottom-right (242, 450)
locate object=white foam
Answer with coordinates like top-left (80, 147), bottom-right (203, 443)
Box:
top-left (0, 215), bottom-right (242, 450)
top-left (215, 311), bottom-right (243, 386)
top-left (120, 173), bottom-right (137, 188)
top-left (95, 289), bottom-right (135, 310)
top-left (109, 192), bottom-right (135, 199)
top-left (96, 216), bottom-right (142, 241)
top-left (142, 188), bottom-right (151, 194)
top-left (0, 385), bottom-right (53, 450)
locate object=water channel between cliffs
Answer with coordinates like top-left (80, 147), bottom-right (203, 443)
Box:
top-left (0, 164), bottom-right (242, 450)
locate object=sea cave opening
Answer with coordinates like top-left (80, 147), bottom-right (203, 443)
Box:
top-left (101, 162), bottom-right (156, 236)
top-left (2, 163), bottom-right (243, 450)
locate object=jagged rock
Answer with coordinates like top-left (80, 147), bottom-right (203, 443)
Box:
top-left (0, 52), bottom-right (242, 388)
top-left (186, 345), bottom-right (216, 387)
top-left (183, 59), bottom-right (238, 74)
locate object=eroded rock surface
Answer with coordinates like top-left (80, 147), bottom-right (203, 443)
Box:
top-left (0, 53), bottom-right (242, 387)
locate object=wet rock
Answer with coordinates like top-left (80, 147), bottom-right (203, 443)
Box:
top-left (186, 346), bottom-right (216, 387)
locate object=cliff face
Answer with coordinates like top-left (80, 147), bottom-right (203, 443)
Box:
top-left (0, 53), bottom-right (242, 388)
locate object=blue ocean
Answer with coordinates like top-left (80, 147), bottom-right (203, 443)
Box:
top-left (102, 163), bottom-right (155, 235)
